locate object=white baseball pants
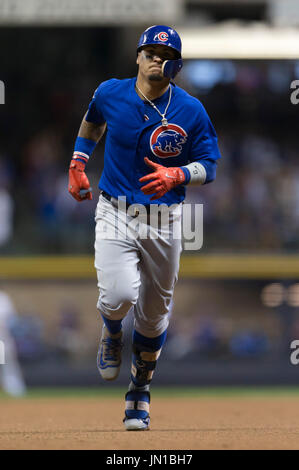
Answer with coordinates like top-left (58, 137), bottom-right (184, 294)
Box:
top-left (94, 194), bottom-right (182, 337)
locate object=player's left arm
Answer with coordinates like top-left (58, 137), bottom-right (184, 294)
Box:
top-left (139, 107), bottom-right (221, 200)
top-left (182, 108), bottom-right (221, 186)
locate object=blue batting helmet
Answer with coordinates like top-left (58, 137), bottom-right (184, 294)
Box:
top-left (137, 25), bottom-right (183, 79)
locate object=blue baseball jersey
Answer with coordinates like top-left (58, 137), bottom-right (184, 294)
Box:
top-left (86, 77), bottom-right (221, 206)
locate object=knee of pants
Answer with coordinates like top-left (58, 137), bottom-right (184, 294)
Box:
top-left (134, 314), bottom-right (170, 338)
top-left (97, 286), bottom-right (138, 319)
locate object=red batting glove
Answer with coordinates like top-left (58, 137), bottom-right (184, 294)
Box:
top-left (68, 159), bottom-right (92, 202)
top-left (139, 157), bottom-right (186, 201)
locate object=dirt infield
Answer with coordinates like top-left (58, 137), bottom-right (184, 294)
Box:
top-left (1, 393), bottom-right (299, 450)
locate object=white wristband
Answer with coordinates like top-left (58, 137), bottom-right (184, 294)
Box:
top-left (183, 162), bottom-right (206, 185)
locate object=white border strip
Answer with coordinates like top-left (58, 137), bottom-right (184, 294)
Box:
top-left (181, 24), bottom-right (299, 59)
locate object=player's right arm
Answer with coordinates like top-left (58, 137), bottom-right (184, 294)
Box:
top-left (78, 112), bottom-right (107, 143)
top-left (68, 85), bottom-right (107, 202)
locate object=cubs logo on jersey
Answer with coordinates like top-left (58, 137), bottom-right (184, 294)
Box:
top-left (150, 124), bottom-right (187, 158)
top-left (154, 32), bottom-right (168, 42)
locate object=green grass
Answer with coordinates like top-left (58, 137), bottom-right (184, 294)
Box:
top-left (1, 386), bottom-right (299, 400)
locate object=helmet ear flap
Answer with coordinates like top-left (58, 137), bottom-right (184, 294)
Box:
top-left (162, 59), bottom-right (183, 79)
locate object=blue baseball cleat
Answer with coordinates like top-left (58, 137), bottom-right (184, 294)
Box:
top-left (123, 390), bottom-right (151, 431)
top-left (97, 325), bottom-right (123, 381)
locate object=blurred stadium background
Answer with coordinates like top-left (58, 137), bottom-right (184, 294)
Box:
top-left (1, 0), bottom-right (299, 393)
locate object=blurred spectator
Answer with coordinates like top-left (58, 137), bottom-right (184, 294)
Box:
top-left (229, 330), bottom-right (270, 358)
top-left (10, 314), bottom-right (45, 362)
top-left (193, 319), bottom-right (223, 356)
top-left (55, 303), bottom-right (87, 360)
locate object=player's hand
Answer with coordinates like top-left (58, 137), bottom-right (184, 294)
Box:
top-left (139, 157), bottom-right (185, 200)
top-left (68, 159), bottom-right (92, 202)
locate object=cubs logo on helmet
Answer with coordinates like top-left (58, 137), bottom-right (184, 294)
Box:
top-left (137, 25), bottom-right (182, 59)
top-left (150, 124), bottom-right (187, 158)
top-left (154, 32), bottom-right (169, 42)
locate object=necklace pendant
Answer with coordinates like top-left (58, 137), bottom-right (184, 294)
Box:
top-left (161, 118), bottom-right (168, 127)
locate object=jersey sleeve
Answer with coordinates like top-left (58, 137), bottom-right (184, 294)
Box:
top-left (85, 85), bottom-right (106, 125)
top-left (190, 102), bottom-right (221, 183)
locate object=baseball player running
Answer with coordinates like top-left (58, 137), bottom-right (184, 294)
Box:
top-left (68, 25), bottom-right (221, 431)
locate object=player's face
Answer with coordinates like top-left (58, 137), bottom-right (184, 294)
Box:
top-left (137, 45), bottom-right (177, 82)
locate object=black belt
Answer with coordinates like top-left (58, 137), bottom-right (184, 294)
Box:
top-left (100, 191), bottom-right (181, 223)
top-left (101, 190), bottom-right (152, 216)
top-left (101, 191), bottom-right (115, 204)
